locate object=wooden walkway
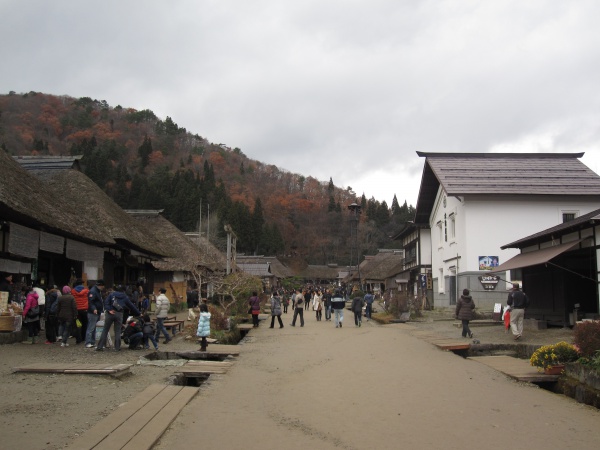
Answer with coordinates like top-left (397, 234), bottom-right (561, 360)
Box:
top-left (178, 344), bottom-right (241, 358)
top-left (175, 360), bottom-right (234, 377)
top-left (410, 331), bottom-right (471, 351)
top-left (13, 363), bottom-right (131, 377)
top-left (468, 355), bottom-right (560, 383)
top-left (67, 384), bottom-right (198, 450)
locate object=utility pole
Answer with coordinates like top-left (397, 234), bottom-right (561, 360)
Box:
top-left (347, 202), bottom-right (362, 290)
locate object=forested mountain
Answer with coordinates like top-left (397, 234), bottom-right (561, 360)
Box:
top-left (0, 91), bottom-right (415, 265)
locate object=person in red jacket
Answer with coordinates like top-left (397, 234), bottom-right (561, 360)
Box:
top-left (71, 279), bottom-right (89, 344)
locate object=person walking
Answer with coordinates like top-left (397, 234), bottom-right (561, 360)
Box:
top-left (507, 283), bottom-right (529, 340)
top-left (197, 303), bottom-right (211, 351)
top-left (56, 286), bottom-right (77, 347)
top-left (351, 294), bottom-right (364, 327)
top-left (282, 292), bottom-right (290, 314)
top-left (85, 279), bottom-right (104, 348)
top-left (303, 289), bottom-right (312, 311)
top-left (22, 286), bottom-right (40, 344)
top-left (331, 289), bottom-right (345, 328)
top-left (248, 291), bottom-right (261, 328)
top-left (364, 290), bottom-right (374, 321)
top-left (323, 289), bottom-right (332, 321)
top-left (313, 290), bottom-right (323, 321)
top-left (96, 285), bottom-right (140, 352)
top-left (290, 289), bottom-right (304, 327)
top-left (270, 292), bottom-right (284, 328)
top-left (154, 288), bottom-right (172, 344)
top-left (455, 288), bottom-right (475, 338)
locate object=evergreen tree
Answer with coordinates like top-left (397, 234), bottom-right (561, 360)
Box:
top-left (328, 177), bottom-right (334, 194)
top-left (391, 194), bottom-right (401, 216)
top-left (328, 195), bottom-right (336, 212)
top-left (138, 135), bottom-right (153, 170)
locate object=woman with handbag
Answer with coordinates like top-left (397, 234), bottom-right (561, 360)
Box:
top-left (248, 291), bottom-right (261, 327)
top-left (313, 290), bottom-right (323, 321)
top-left (22, 286), bottom-right (40, 344)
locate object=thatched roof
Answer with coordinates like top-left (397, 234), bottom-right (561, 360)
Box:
top-left (127, 210), bottom-right (226, 272)
top-left (24, 167), bottom-right (170, 257)
top-left (344, 250), bottom-right (405, 283)
top-left (0, 149), bottom-right (112, 246)
top-left (360, 251), bottom-right (405, 281)
top-left (237, 262), bottom-right (272, 277)
top-left (236, 256), bottom-right (293, 278)
top-left (295, 264), bottom-right (342, 280)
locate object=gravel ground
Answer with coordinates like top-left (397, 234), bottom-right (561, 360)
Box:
top-left (0, 305), bottom-right (577, 449)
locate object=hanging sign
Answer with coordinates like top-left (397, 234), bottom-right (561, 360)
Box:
top-left (478, 275), bottom-right (500, 290)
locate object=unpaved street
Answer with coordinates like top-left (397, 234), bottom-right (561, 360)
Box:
top-left (155, 318), bottom-right (600, 450)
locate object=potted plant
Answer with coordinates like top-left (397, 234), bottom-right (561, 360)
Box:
top-left (530, 341), bottom-right (579, 374)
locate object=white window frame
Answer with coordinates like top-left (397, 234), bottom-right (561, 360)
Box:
top-left (438, 268), bottom-right (444, 294)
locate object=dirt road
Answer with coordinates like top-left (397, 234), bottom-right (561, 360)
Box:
top-left (0, 309), bottom-right (597, 449)
top-left (155, 315), bottom-right (600, 450)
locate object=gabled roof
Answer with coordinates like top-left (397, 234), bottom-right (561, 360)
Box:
top-left (236, 256), bottom-right (293, 278)
top-left (237, 262), bottom-right (272, 277)
top-left (0, 150), bottom-right (112, 246)
top-left (501, 207), bottom-right (600, 249)
top-left (359, 251), bottom-right (405, 281)
top-left (12, 155), bottom-right (82, 171)
top-left (414, 152), bottom-right (600, 224)
top-left (295, 264), bottom-right (342, 280)
top-left (24, 167), bottom-right (170, 257)
top-left (127, 210), bottom-right (226, 271)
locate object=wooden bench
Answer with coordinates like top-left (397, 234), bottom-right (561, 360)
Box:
top-left (153, 317), bottom-right (185, 335)
top-left (67, 384), bottom-right (198, 449)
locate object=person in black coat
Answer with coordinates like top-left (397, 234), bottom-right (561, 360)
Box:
top-left (455, 289), bottom-right (475, 338)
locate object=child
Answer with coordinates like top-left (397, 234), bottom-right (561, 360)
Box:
top-left (196, 303), bottom-right (211, 352)
top-left (142, 314), bottom-right (159, 350)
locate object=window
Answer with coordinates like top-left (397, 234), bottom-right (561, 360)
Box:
top-left (562, 213), bottom-right (576, 223)
top-left (436, 221), bottom-right (443, 244)
top-left (449, 213), bottom-right (456, 239)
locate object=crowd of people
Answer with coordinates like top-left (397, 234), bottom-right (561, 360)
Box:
top-left (256, 285), bottom-right (378, 329)
top-left (0, 272), bottom-right (183, 351)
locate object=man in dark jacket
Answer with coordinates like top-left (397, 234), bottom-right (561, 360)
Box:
top-left (507, 283), bottom-right (529, 340)
top-left (331, 289), bottom-right (345, 328)
top-left (364, 291), bottom-right (374, 321)
top-left (85, 280), bottom-right (105, 348)
top-left (96, 285), bottom-right (140, 352)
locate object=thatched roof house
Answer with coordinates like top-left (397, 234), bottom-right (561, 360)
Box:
top-left (1, 150), bottom-right (112, 247)
top-left (126, 210), bottom-right (225, 272)
top-left (344, 250), bottom-right (405, 293)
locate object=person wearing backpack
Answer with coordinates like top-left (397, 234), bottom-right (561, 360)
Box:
top-left (96, 285), bottom-right (140, 352)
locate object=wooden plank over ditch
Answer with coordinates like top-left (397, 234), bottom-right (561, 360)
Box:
top-left (468, 355), bottom-right (560, 383)
top-left (13, 363), bottom-right (131, 377)
top-left (176, 360), bottom-right (234, 376)
top-left (410, 331), bottom-right (470, 351)
top-left (177, 344), bottom-right (241, 358)
top-left (67, 384), bottom-right (198, 450)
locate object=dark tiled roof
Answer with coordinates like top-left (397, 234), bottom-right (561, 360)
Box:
top-left (501, 207), bottom-right (600, 249)
top-left (236, 256), bottom-right (293, 278)
top-left (415, 152), bottom-right (600, 224)
top-left (12, 155), bottom-right (82, 171)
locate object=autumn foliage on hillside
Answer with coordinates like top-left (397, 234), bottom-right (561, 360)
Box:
top-left (0, 91), bottom-right (414, 264)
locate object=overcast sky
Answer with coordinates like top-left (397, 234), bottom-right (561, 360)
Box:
top-left (2, 0), bottom-right (600, 206)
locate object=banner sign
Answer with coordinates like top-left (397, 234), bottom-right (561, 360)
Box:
top-left (478, 256), bottom-right (499, 270)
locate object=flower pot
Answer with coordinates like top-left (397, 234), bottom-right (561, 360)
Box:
top-left (544, 364), bottom-right (565, 375)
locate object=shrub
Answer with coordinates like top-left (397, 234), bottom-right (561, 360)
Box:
top-left (530, 341), bottom-right (579, 370)
top-left (573, 321), bottom-right (600, 357)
